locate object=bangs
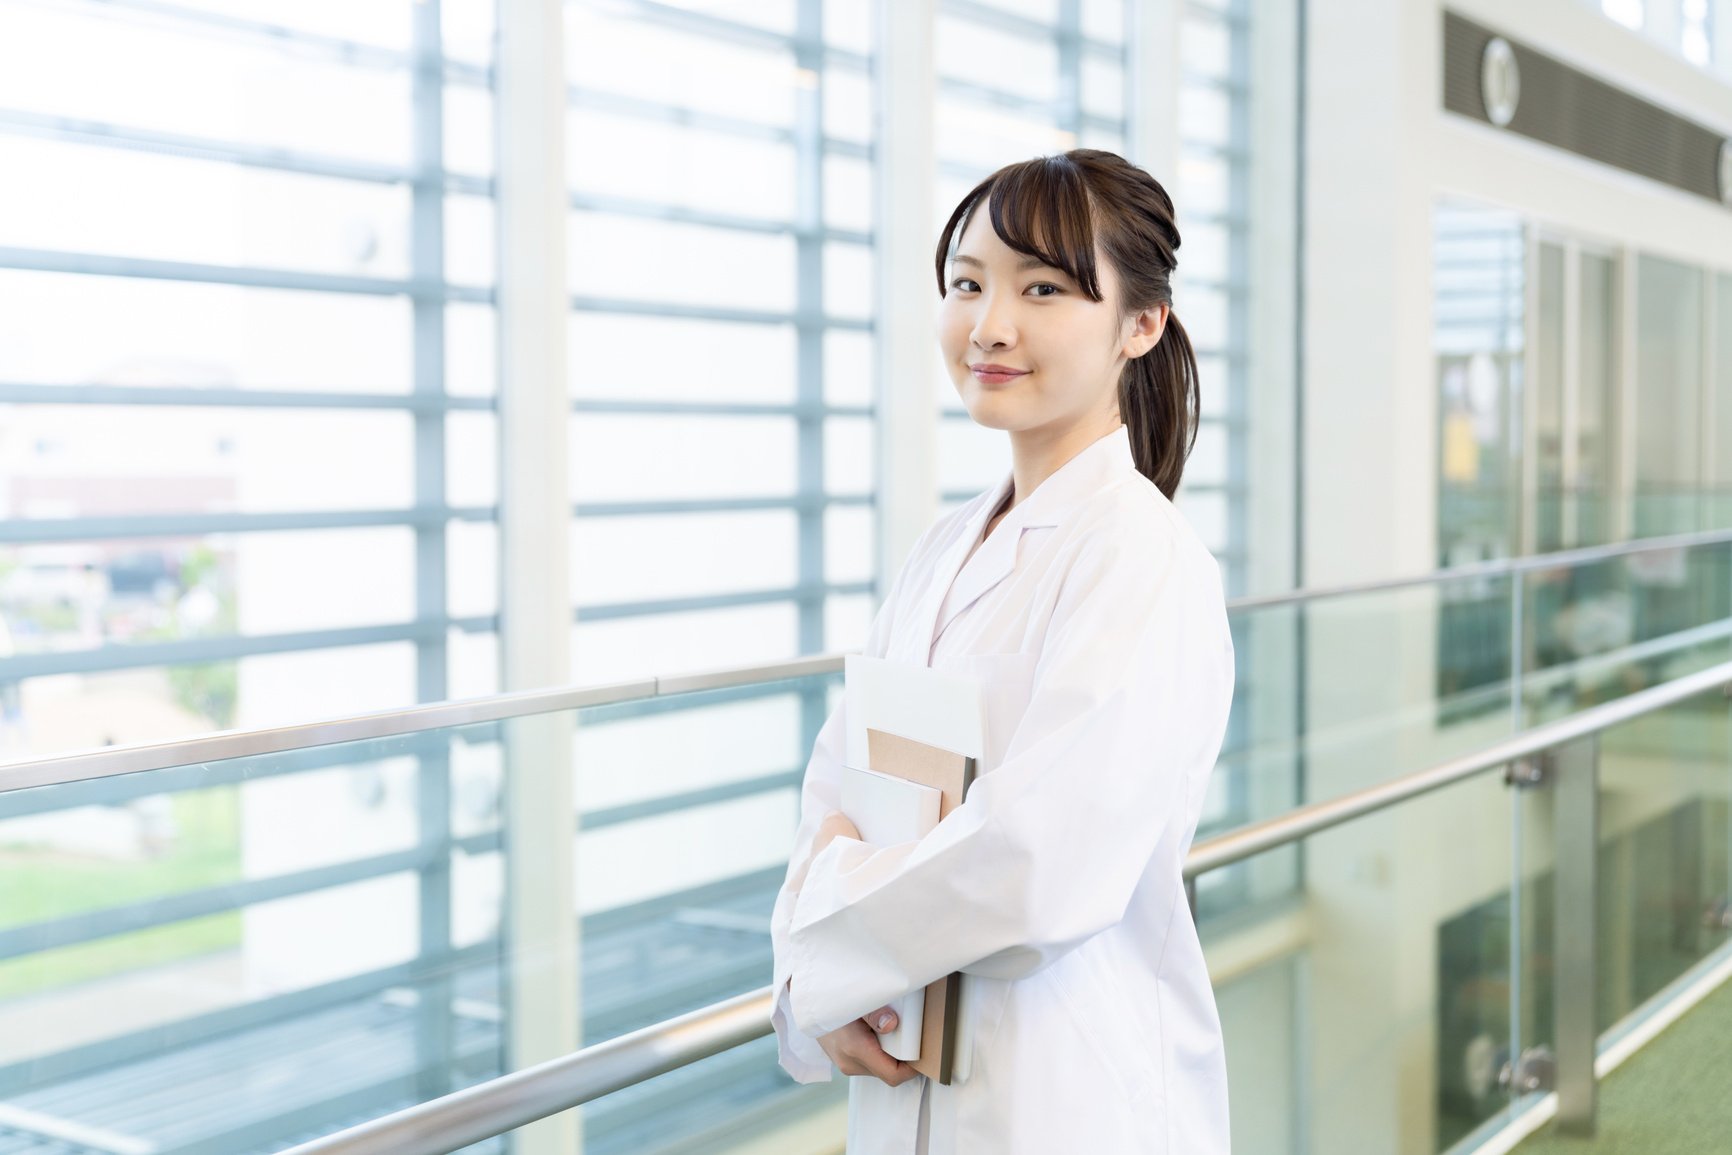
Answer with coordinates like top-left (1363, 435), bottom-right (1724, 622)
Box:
top-left (938, 155), bottom-right (1103, 301)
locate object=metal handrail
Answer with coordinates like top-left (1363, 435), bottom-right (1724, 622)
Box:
top-left (278, 657), bottom-right (1732, 1155)
top-left (7, 525), bottom-right (1732, 796)
top-left (1227, 524), bottom-right (1732, 611)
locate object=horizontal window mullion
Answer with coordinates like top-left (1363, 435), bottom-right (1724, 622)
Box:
top-left (67, 0), bottom-right (414, 74)
top-left (582, 767), bottom-right (803, 831)
top-left (0, 622), bottom-right (451, 681)
top-left (1186, 0), bottom-right (1251, 29)
top-left (0, 246), bottom-right (494, 303)
top-left (939, 484), bottom-right (1248, 505)
top-left (584, 0), bottom-right (871, 68)
top-left (573, 494), bottom-right (871, 517)
top-left (1181, 72), bottom-right (1249, 97)
top-left (570, 86), bottom-right (795, 146)
top-left (0, 507), bottom-right (495, 544)
top-left (569, 87), bottom-right (872, 160)
top-left (826, 138), bottom-right (872, 162)
top-left (570, 189), bottom-right (871, 247)
top-left (940, 0), bottom-right (1124, 58)
top-left (0, 940), bottom-right (500, 1095)
top-left (938, 76), bottom-right (1055, 120)
top-left (1175, 276), bottom-right (1252, 296)
top-left (1184, 210), bottom-right (1250, 230)
top-left (53, 0), bottom-right (494, 90)
top-left (937, 78), bottom-right (1126, 138)
top-left (0, 844), bottom-right (442, 961)
top-left (576, 580), bottom-right (873, 622)
top-left (569, 294), bottom-right (871, 331)
top-left (0, 108), bottom-right (404, 185)
top-left (572, 398), bottom-right (871, 419)
top-left (0, 108), bottom-right (497, 197)
top-left (1179, 140), bottom-right (1249, 163)
top-left (0, 384), bottom-right (495, 412)
top-left (583, 863), bottom-right (786, 936)
top-left (452, 615), bottom-right (500, 634)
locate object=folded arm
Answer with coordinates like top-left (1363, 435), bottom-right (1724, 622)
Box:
top-left (783, 534), bottom-right (1235, 1039)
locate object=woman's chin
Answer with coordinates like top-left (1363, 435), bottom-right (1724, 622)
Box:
top-left (958, 401), bottom-right (1025, 432)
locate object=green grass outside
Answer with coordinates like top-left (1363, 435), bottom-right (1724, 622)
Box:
top-left (0, 788), bottom-right (244, 1001)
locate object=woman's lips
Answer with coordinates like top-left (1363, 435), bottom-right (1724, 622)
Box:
top-left (971, 366), bottom-right (1028, 384)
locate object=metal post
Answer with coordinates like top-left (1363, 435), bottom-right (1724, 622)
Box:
top-left (410, 0), bottom-right (455, 1105)
top-left (795, 0), bottom-right (828, 750)
top-left (1508, 570), bottom-right (1526, 1089)
top-left (1553, 734), bottom-right (1599, 1135)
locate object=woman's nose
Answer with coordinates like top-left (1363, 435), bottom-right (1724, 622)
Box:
top-left (970, 303), bottom-right (1016, 351)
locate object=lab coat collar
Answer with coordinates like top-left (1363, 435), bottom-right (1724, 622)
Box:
top-left (924, 424), bottom-right (1138, 656)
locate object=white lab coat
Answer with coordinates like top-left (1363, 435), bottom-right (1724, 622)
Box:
top-left (768, 423), bottom-right (1236, 1153)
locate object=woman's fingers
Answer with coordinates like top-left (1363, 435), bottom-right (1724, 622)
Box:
top-left (866, 1005), bottom-right (899, 1034)
top-left (861, 1051), bottom-right (919, 1086)
top-left (825, 1019), bottom-right (918, 1087)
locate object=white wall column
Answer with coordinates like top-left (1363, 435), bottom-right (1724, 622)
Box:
top-left (1126, 0), bottom-right (1181, 183)
top-left (874, 0), bottom-right (938, 598)
top-left (496, 0), bottom-right (579, 1152)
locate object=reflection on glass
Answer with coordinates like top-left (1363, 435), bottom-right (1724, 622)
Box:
top-left (1634, 252), bottom-right (1705, 537)
top-left (1202, 768), bottom-right (1516, 1152)
top-left (0, 669), bottom-right (848, 1154)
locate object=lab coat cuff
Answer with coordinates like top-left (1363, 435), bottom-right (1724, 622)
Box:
top-left (788, 834), bottom-right (871, 935)
top-left (786, 834), bottom-right (909, 1037)
top-left (770, 979), bottom-right (835, 1084)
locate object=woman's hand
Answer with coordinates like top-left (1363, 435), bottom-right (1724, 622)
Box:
top-left (813, 997), bottom-right (920, 1087)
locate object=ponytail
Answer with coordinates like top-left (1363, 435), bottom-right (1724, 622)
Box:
top-left (1119, 310), bottom-right (1199, 500)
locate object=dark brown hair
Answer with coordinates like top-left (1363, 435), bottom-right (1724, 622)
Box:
top-left (933, 149), bottom-right (1199, 500)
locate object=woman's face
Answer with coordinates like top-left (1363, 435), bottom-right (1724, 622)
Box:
top-left (938, 206), bottom-right (1163, 435)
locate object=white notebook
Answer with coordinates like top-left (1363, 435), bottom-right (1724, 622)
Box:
top-left (842, 654), bottom-right (990, 1082)
top-left (838, 764), bottom-right (945, 1061)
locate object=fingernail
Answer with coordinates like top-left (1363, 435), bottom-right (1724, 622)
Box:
top-left (875, 1013), bottom-right (894, 1030)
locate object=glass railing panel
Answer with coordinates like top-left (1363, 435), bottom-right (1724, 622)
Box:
top-left (1196, 603), bottom-right (1302, 918)
top-left (574, 1037), bottom-right (844, 1155)
top-left (559, 669), bottom-right (846, 1154)
top-left (0, 727), bottom-right (501, 1153)
top-left (0, 666), bottom-right (845, 1155)
top-left (1593, 691), bottom-right (1731, 1040)
top-left (1306, 574), bottom-right (1515, 787)
top-left (1521, 542), bottom-right (1732, 729)
top-left (1199, 763), bottom-right (1518, 1154)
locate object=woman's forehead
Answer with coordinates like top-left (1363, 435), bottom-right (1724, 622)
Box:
top-left (951, 215), bottom-right (1108, 283)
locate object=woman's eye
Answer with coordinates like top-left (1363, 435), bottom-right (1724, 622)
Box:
top-left (951, 278), bottom-right (978, 291)
top-left (1029, 283), bottom-right (1060, 297)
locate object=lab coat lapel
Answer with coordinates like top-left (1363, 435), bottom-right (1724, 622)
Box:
top-left (929, 474), bottom-right (1021, 648)
top-left (914, 424), bottom-right (1139, 662)
top-left (900, 471), bottom-right (1012, 667)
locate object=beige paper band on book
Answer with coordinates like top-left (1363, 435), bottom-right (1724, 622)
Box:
top-left (865, 726), bottom-right (978, 1085)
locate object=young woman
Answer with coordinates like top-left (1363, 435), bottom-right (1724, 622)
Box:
top-left (769, 149), bottom-right (1237, 1153)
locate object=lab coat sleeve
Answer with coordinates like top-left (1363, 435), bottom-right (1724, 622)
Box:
top-left (784, 530), bottom-right (1235, 1040)
top-left (767, 520), bottom-right (942, 1083)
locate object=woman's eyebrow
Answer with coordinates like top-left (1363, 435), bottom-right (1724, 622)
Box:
top-left (951, 253), bottom-right (1053, 272)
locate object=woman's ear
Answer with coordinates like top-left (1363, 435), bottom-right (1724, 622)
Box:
top-left (1123, 302), bottom-right (1169, 359)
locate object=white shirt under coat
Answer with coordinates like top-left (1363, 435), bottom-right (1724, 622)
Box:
top-left (768, 423), bottom-right (1237, 1153)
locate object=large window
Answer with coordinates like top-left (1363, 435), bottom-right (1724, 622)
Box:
top-left (1175, 0), bottom-right (1255, 600)
top-left (0, 0), bottom-right (500, 756)
top-left (1594, 0), bottom-right (1732, 76)
top-left (563, 0), bottom-right (878, 684)
top-left (934, 0), bottom-right (1132, 514)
